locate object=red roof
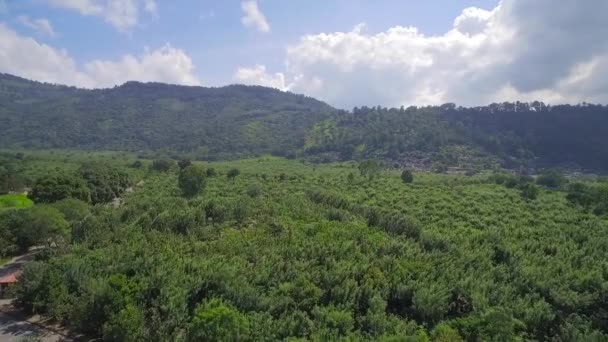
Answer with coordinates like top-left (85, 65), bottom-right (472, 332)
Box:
top-left (0, 270), bottom-right (21, 284)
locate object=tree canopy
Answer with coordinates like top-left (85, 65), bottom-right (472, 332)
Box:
top-left (28, 172), bottom-right (91, 204)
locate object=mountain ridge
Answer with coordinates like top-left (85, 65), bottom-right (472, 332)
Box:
top-left (2, 73), bottom-right (608, 172)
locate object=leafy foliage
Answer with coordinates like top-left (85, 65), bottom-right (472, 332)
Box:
top-left (28, 172), bottom-right (91, 204)
top-left (0, 74), bottom-right (334, 160)
top-left (2, 74), bottom-right (608, 171)
top-left (151, 159), bottom-right (175, 172)
top-left (178, 165), bottom-right (207, 197)
top-left (79, 162), bottom-right (131, 204)
top-left (401, 170), bottom-right (414, 184)
top-left (7, 154), bottom-right (608, 341)
top-left (358, 160), bottom-right (383, 180)
top-left (227, 168), bottom-right (240, 180)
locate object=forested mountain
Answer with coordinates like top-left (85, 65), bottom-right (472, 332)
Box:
top-left (0, 73), bottom-right (336, 159)
top-left (305, 103), bottom-right (608, 172)
top-left (2, 73), bottom-right (608, 172)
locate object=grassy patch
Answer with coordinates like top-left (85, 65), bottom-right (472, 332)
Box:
top-left (0, 193), bottom-right (33, 209)
top-left (0, 257), bottom-right (10, 266)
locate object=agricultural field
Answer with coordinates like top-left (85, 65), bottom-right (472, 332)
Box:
top-left (1, 152), bottom-right (607, 341)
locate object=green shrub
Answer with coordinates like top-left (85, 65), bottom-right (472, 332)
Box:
top-left (246, 184), bottom-right (262, 198)
top-left (401, 170), bottom-right (414, 184)
top-left (227, 168), bottom-right (241, 180)
top-left (187, 299), bottom-right (250, 341)
top-left (151, 159), bottom-right (175, 172)
top-left (178, 165), bottom-right (207, 197)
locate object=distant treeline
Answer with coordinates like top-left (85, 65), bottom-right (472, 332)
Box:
top-left (2, 73), bottom-right (607, 171)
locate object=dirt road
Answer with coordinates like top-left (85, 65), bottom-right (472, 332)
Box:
top-left (0, 302), bottom-right (72, 342)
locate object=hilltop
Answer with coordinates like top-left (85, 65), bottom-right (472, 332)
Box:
top-left (2, 73), bottom-right (608, 172)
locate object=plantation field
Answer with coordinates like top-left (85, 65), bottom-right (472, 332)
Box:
top-left (0, 193), bottom-right (33, 209)
top-left (3, 153), bottom-right (608, 340)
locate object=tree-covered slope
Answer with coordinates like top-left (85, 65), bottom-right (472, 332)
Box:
top-left (304, 104), bottom-right (608, 172)
top-left (2, 73), bottom-right (608, 171)
top-left (0, 73), bottom-right (337, 159)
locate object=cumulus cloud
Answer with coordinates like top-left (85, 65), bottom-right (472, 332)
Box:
top-left (17, 15), bottom-right (57, 37)
top-left (238, 0), bottom-right (608, 108)
top-left (143, 0), bottom-right (156, 14)
top-left (45, 0), bottom-right (157, 31)
top-left (84, 45), bottom-right (200, 87)
top-left (0, 23), bottom-right (200, 88)
top-left (241, 0), bottom-right (270, 33)
top-left (234, 65), bottom-right (288, 90)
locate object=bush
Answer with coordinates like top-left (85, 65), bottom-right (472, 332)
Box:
top-left (151, 159), bottom-right (175, 172)
top-left (401, 170), bottom-right (414, 184)
top-left (566, 182), bottom-right (595, 207)
top-left (519, 183), bottom-right (539, 200)
top-left (536, 170), bottom-right (567, 189)
top-left (359, 160), bottom-right (383, 180)
top-left (178, 159), bottom-right (192, 170)
top-left (227, 168), bottom-right (240, 180)
top-left (187, 299), bottom-right (250, 341)
top-left (205, 200), bottom-right (227, 224)
top-left (206, 168), bottom-right (217, 177)
top-left (246, 184), bottom-right (262, 198)
top-left (178, 165), bottom-right (207, 197)
top-left (232, 199), bottom-right (249, 223)
top-left (327, 209), bottom-right (347, 222)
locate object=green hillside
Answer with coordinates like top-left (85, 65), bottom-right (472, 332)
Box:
top-left (0, 73), bottom-right (336, 159)
top-left (2, 73), bottom-right (608, 172)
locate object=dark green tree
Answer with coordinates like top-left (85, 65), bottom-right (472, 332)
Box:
top-left (79, 162), bottom-right (131, 204)
top-left (227, 168), bottom-right (241, 180)
top-left (178, 159), bottom-right (192, 170)
top-left (206, 168), bottom-right (217, 177)
top-left (178, 165), bottom-right (207, 197)
top-left (28, 173), bottom-right (91, 204)
top-left (51, 198), bottom-right (90, 224)
top-left (401, 170), bottom-right (414, 184)
top-left (358, 160), bottom-right (382, 180)
top-left (520, 183), bottom-right (539, 200)
top-left (18, 206), bottom-right (70, 250)
top-left (151, 159), bottom-right (175, 172)
top-left (536, 170), bottom-right (567, 189)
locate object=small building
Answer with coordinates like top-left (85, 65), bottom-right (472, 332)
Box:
top-left (0, 270), bottom-right (21, 298)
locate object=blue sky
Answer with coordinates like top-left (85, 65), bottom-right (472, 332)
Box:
top-left (0, 0), bottom-right (497, 86)
top-left (0, 0), bottom-right (606, 108)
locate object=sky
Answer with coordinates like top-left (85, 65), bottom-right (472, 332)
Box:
top-left (1, 0), bottom-right (607, 109)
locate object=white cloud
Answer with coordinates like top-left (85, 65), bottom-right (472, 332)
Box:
top-left (143, 0), bottom-right (156, 14)
top-left (44, 0), bottom-right (157, 31)
top-left (241, 0), bottom-right (270, 33)
top-left (234, 65), bottom-right (289, 90)
top-left (0, 24), bottom-right (200, 88)
top-left (84, 44), bottom-right (200, 87)
top-left (17, 15), bottom-right (57, 37)
top-left (453, 7), bottom-right (495, 36)
top-left (237, 0), bottom-right (608, 108)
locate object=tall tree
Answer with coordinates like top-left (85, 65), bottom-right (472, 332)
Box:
top-left (178, 165), bottom-right (207, 197)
